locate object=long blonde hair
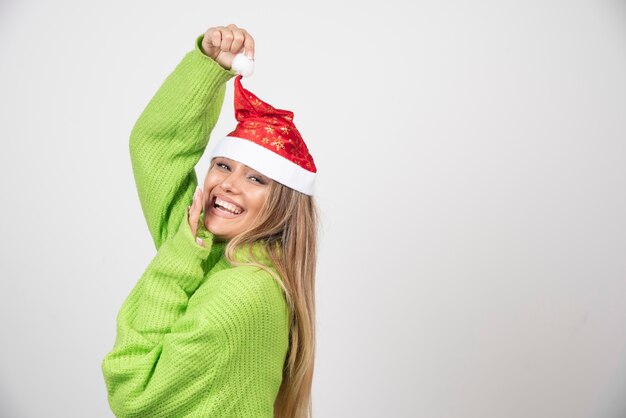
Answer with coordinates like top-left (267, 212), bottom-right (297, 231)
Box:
top-left (222, 176), bottom-right (319, 418)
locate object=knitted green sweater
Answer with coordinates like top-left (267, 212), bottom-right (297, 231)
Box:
top-left (101, 34), bottom-right (290, 418)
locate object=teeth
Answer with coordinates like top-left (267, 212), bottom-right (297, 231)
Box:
top-left (215, 197), bottom-right (242, 214)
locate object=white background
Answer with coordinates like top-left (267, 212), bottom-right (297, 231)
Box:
top-left (1, 0), bottom-right (625, 417)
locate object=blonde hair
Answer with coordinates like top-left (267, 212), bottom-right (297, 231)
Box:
top-left (221, 175), bottom-right (319, 418)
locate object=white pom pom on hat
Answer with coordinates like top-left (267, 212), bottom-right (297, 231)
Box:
top-left (231, 53), bottom-right (254, 77)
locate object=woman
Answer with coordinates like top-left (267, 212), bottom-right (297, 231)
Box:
top-left (101, 24), bottom-right (318, 418)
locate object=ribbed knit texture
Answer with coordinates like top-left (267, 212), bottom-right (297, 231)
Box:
top-left (101, 34), bottom-right (290, 418)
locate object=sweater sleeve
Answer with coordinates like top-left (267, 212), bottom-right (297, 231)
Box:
top-left (129, 34), bottom-right (236, 250)
top-left (101, 210), bottom-right (290, 418)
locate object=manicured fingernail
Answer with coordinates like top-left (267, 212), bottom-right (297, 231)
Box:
top-left (196, 237), bottom-right (203, 245)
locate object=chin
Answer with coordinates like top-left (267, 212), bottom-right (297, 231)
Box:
top-left (204, 219), bottom-right (236, 241)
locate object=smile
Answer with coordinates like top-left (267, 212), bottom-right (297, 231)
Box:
top-left (213, 197), bottom-right (243, 215)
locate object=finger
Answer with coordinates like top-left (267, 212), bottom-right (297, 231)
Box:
top-left (196, 188), bottom-right (204, 214)
top-left (188, 205), bottom-right (198, 237)
top-left (229, 29), bottom-right (245, 54)
top-left (192, 187), bottom-right (203, 210)
top-left (194, 189), bottom-right (205, 246)
top-left (207, 27), bottom-right (222, 48)
top-left (219, 27), bottom-right (234, 52)
top-left (242, 30), bottom-right (255, 59)
top-left (189, 188), bottom-right (203, 235)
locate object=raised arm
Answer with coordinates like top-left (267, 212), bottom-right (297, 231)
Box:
top-left (129, 33), bottom-right (236, 250)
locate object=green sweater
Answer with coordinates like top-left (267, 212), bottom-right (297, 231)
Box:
top-left (101, 34), bottom-right (290, 418)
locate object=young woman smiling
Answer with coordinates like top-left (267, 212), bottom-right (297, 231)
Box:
top-left (101, 24), bottom-right (319, 418)
top-left (199, 156), bottom-right (271, 241)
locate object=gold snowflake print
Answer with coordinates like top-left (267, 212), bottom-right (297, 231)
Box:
top-left (271, 138), bottom-right (285, 151)
top-left (264, 126), bottom-right (275, 134)
top-left (280, 126), bottom-right (290, 134)
top-left (261, 137), bottom-right (270, 144)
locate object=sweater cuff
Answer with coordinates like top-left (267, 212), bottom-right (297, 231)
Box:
top-left (172, 209), bottom-right (214, 261)
top-left (192, 33), bottom-right (237, 80)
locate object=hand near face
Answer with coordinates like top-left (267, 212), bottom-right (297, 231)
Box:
top-left (188, 187), bottom-right (205, 246)
top-left (200, 24), bottom-right (255, 70)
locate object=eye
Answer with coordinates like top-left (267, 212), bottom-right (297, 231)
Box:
top-left (216, 162), bottom-right (230, 171)
top-left (249, 175), bottom-right (266, 184)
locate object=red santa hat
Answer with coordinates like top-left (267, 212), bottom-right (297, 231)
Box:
top-left (209, 75), bottom-right (317, 196)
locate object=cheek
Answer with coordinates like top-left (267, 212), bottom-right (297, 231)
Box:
top-left (203, 172), bottom-right (221, 189)
top-left (247, 190), bottom-right (269, 214)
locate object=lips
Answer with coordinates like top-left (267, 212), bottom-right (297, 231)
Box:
top-left (209, 194), bottom-right (245, 217)
top-left (214, 197), bottom-right (243, 214)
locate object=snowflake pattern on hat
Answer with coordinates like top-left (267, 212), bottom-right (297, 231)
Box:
top-left (227, 75), bottom-right (316, 173)
top-left (209, 75), bottom-right (317, 195)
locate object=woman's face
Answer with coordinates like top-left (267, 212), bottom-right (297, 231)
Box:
top-left (202, 157), bottom-right (272, 241)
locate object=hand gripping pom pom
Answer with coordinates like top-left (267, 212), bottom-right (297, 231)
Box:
top-left (231, 53), bottom-right (255, 77)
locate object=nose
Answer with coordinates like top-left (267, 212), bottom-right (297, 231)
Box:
top-left (220, 171), bottom-right (242, 193)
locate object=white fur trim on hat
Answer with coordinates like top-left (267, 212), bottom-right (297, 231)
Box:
top-left (208, 136), bottom-right (316, 196)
